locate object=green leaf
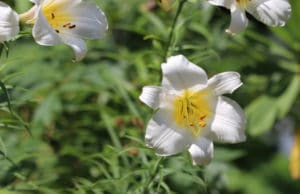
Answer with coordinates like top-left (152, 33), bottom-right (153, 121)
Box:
top-left (32, 91), bottom-right (62, 127)
top-left (246, 96), bottom-right (277, 136)
top-left (277, 75), bottom-right (300, 118)
top-left (0, 190), bottom-right (20, 194)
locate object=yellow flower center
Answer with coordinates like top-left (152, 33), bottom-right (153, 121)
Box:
top-left (236, 0), bottom-right (250, 9)
top-left (173, 89), bottom-right (212, 137)
top-left (42, 0), bottom-right (75, 33)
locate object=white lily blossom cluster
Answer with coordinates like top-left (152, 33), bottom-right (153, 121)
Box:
top-left (19, 0), bottom-right (108, 61)
top-left (0, 0), bottom-right (107, 61)
top-left (140, 55), bottom-right (246, 165)
top-left (208, 0), bottom-right (292, 34)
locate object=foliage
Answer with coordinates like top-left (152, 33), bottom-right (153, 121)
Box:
top-left (0, 0), bottom-right (299, 193)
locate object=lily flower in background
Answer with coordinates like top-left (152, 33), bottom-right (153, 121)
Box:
top-left (0, 2), bottom-right (19, 42)
top-left (20, 0), bottom-right (108, 61)
top-left (139, 55), bottom-right (246, 165)
top-left (208, 0), bottom-right (291, 34)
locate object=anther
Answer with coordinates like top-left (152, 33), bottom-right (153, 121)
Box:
top-left (51, 13), bottom-right (55, 19)
top-left (68, 24), bottom-right (76, 29)
top-left (63, 23), bottom-right (71, 28)
top-left (199, 121), bottom-right (206, 127)
top-left (200, 114), bottom-right (207, 120)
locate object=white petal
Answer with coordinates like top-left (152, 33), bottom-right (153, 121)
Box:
top-left (145, 109), bottom-right (192, 156)
top-left (60, 34), bottom-right (87, 61)
top-left (30, 0), bottom-right (41, 4)
top-left (0, 2), bottom-right (19, 42)
top-left (32, 6), bottom-right (61, 46)
top-left (205, 96), bottom-right (246, 143)
top-left (207, 0), bottom-right (234, 9)
top-left (188, 137), bottom-right (214, 165)
top-left (247, 0), bottom-right (291, 27)
top-left (208, 72), bottom-right (242, 96)
top-left (226, 7), bottom-right (248, 34)
top-left (67, 1), bottom-right (108, 39)
top-left (139, 86), bottom-right (162, 109)
top-left (162, 55), bottom-right (208, 92)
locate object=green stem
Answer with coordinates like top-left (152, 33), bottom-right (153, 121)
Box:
top-left (142, 157), bottom-right (164, 193)
top-left (100, 109), bottom-right (129, 167)
top-left (163, 0), bottom-right (187, 60)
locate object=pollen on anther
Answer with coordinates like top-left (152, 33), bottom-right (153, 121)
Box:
top-left (199, 121), bottom-right (206, 127)
top-left (200, 114), bottom-right (207, 120)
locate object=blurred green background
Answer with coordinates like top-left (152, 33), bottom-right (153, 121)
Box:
top-left (0, 0), bottom-right (300, 193)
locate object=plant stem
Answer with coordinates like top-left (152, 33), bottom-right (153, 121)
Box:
top-left (163, 0), bottom-right (187, 60)
top-left (142, 156), bottom-right (164, 194)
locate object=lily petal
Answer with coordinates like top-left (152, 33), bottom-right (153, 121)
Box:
top-left (145, 109), bottom-right (192, 156)
top-left (207, 0), bottom-right (234, 9)
top-left (208, 72), bottom-right (242, 96)
top-left (162, 55), bottom-right (208, 92)
top-left (60, 34), bottom-right (87, 61)
top-left (188, 137), bottom-right (214, 165)
top-left (247, 0), bottom-right (291, 27)
top-left (32, 6), bottom-right (61, 46)
top-left (206, 96), bottom-right (246, 143)
top-left (226, 7), bottom-right (248, 34)
top-left (0, 2), bottom-right (19, 42)
top-left (67, 2), bottom-right (108, 39)
top-left (139, 86), bottom-right (162, 109)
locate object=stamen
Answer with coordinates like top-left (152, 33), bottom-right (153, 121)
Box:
top-left (200, 114), bottom-right (206, 120)
top-left (51, 13), bottom-right (55, 19)
top-left (63, 23), bottom-right (71, 28)
top-left (236, 0), bottom-right (250, 8)
top-left (68, 24), bottom-right (76, 29)
top-left (199, 121), bottom-right (206, 128)
top-left (173, 90), bottom-right (211, 137)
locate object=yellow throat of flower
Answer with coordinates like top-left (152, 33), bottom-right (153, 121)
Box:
top-left (173, 89), bottom-right (212, 137)
top-left (42, 1), bottom-right (74, 34)
top-left (236, 0), bottom-right (250, 9)
top-left (19, 0), bottom-right (75, 34)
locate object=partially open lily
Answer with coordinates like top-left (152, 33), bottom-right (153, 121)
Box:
top-left (208, 0), bottom-right (291, 34)
top-left (139, 55), bottom-right (246, 165)
top-left (20, 0), bottom-right (108, 61)
top-left (0, 2), bottom-right (19, 42)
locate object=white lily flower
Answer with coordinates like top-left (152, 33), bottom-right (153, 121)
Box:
top-left (20, 0), bottom-right (108, 61)
top-left (139, 55), bottom-right (246, 165)
top-left (0, 2), bottom-right (19, 42)
top-left (207, 0), bottom-right (291, 34)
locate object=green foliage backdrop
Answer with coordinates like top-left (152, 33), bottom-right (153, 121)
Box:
top-left (0, 0), bottom-right (299, 193)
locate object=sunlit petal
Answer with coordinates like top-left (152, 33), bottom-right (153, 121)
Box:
top-left (247, 0), bottom-right (291, 27)
top-left (208, 72), bottom-right (242, 96)
top-left (189, 137), bottom-right (214, 165)
top-left (206, 96), bottom-right (246, 143)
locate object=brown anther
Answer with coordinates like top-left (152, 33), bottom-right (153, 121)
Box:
top-left (68, 24), bottom-right (76, 29)
top-left (55, 29), bottom-right (60, 33)
top-left (51, 13), bottom-right (55, 19)
top-left (63, 23), bottom-right (71, 28)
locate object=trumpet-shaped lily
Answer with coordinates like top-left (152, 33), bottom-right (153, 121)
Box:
top-left (0, 2), bottom-right (19, 42)
top-left (208, 0), bottom-right (291, 34)
top-left (139, 55), bottom-right (246, 165)
top-left (20, 0), bottom-right (108, 61)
